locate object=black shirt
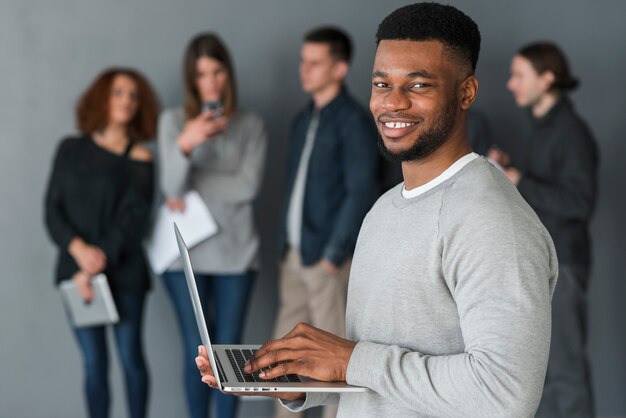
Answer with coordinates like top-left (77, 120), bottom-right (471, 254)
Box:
top-left (44, 135), bottom-right (154, 293)
top-left (517, 97), bottom-right (598, 268)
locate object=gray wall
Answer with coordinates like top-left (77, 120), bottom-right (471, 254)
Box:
top-left (1, 0), bottom-right (624, 417)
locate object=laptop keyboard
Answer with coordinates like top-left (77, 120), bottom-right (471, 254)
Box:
top-left (225, 348), bottom-right (302, 383)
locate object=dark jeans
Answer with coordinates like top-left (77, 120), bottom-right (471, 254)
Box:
top-left (163, 270), bottom-right (255, 418)
top-left (536, 265), bottom-right (595, 418)
top-left (72, 292), bottom-right (149, 418)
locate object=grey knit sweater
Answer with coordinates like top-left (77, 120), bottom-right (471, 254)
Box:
top-left (286, 157), bottom-right (558, 417)
top-left (157, 107), bottom-right (267, 273)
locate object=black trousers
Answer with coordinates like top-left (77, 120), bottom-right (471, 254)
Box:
top-left (536, 264), bottom-right (595, 418)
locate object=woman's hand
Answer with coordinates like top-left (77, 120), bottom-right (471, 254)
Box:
top-left (68, 237), bottom-right (107, 275)
top-left (177, 111), bottom-right (229, 155)
top-left (166, 198), bottom-right (186, 213)
top-left (195, 345), bottom-right (305, 402)
top-left (73, 270), bottom-right (94, 302)
top-left (487, 146), bottom-right (511, 168)
top-left (504, 167), bottom-right (522, 186)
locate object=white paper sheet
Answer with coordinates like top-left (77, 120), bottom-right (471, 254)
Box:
top-left (146, 191), bottom-right (218, 274)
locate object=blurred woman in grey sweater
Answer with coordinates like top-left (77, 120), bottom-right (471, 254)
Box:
top-left (157, 33), bottom-right (267, 418)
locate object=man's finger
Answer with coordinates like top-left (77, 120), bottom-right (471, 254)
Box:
top-left (259, 358), bottom-right (306, 380)
top-left (201, 374), bottom-right (218, 389)
top-left (245, 348), bottom-right (299, 373)
top-left (195, 356), bottom-right (212, 374)
top-left (196, 346), bottom-right (214, 374)
top-left (284, 322), bottom-right (314, 338)
top-left (251, 338), bottom-right (284, 360)
top-left (255, 324), bottom-right (315, 356)
top-left (251, 333), bottom-right (309, 365)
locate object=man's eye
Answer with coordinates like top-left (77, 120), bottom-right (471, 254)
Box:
top-left (412, 83), bottom-right (429, 89)
top-left (373, 82), bottom-right (388, 88)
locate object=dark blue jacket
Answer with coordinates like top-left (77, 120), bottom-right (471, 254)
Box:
top-left (278, 87), bottom-right (379, 266)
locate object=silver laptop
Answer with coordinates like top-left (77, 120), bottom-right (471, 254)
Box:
top-left (174, 223), bottom-right (367, 393)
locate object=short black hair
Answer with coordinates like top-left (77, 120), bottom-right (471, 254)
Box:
top-left (304, 26), bottom-right (352, 63)
top-left (376, 3), bottom-right (481, 72)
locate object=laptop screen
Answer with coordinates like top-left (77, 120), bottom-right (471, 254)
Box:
top-left (174, 223), bottom-right (222, 387)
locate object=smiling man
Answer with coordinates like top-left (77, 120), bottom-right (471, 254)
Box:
top-left (196, 4), bottom-right (558, 417)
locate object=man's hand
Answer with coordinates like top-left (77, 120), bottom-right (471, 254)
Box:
top-left (68, 237), bottom-right (107, 275)
top-left (504, 167), bottom-right (522, 186)
top-left (194, 345), bottom-right (304, 401)
top-left (244, 323), bottom-right (356, 382)
top-left (320, 259), bottom-right (338, 275)
top-left (195, 345), bottom-right (220, 390)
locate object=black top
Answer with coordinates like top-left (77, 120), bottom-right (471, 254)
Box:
top-left (44, 135), bottom-right (154, 293)
top-left (517, 97), bottom-right (598, 268)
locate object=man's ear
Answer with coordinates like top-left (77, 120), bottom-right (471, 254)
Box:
top-left (460, 75), bottom-right (478, 110)
top-left (333, 61), bottom-right (349, 82)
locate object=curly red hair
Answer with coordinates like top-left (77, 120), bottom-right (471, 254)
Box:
top-left (76, 68), bottom-right (160, 142)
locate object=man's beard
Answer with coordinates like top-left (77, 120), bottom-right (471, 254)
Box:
top-left (377, 102), bottom-right (458, 163)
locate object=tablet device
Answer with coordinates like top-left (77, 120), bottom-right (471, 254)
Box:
top-left (59, 274), bottom-right (119, 328)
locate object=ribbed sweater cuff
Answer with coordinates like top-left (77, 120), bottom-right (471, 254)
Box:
top-left (346, 340), bottom-right (387, 389)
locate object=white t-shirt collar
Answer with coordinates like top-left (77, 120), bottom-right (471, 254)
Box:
top-left (402, 153), bottom-right (478, 199)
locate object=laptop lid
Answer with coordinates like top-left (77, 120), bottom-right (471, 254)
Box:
top-left (174, 223), bottom-right (222, 388)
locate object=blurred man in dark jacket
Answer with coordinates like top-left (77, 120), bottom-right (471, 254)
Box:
top-left (274, 26), bottom-right (379, 418)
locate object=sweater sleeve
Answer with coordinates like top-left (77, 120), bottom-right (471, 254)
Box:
top-left (98, 160), bottom-right (155, 266)
top-left (279, 393), bottom-right (339, 412)
top-left (44, 139), bottom-right (77, 251)
top-left (345, 183), bottom-right (558, 417)
top-left (158, 109), bottom-right (191, 199)
top-left (517, 128), bottom-right (597, 220)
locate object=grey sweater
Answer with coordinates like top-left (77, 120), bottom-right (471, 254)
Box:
top-left (157, 107), bottom-right (267, 273)
top-left (288, 157), bottom-right (558, 417)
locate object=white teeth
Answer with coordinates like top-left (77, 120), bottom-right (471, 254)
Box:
top-left (384, 122), bottom-right (415, 129)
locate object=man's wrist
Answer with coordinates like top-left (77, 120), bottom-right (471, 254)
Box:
top-left (322, 246), bottom-right (347, 267)
top-left (341, 340), bottom-right (358, 381)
